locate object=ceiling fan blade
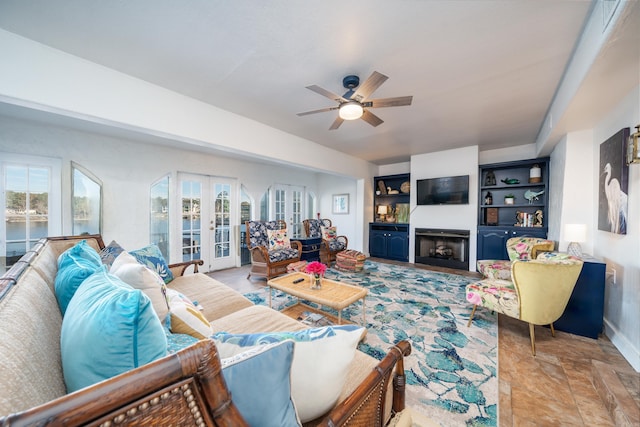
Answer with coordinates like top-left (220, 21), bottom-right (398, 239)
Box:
top-left (369, 96), bottom-right (413, 108)
top-left (306, 85), bottom-right (348, 103)
top-left (350, 71), bottom-right (388, 102)
top-left (329, 116), bottom-right (344, 130)
top-left (361, 110), bottom-right (384, 127)
top-left (297, 106), bottom-right (339, 116)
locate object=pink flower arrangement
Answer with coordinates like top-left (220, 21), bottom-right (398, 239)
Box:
top-left (305, 261), bottom-right (327, 277)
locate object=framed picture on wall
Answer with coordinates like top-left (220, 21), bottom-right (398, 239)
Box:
top-left (332, 194), bottom-right (349, 214)
top-left (598, 127), bottom-right (629, 235)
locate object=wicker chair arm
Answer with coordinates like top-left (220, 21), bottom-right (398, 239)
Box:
top-left (317, 340), bottom-right (412, 427)
top-left (168, 259), bottom-right (204, 276)
top-left (290, 240), bottom-right (302, 257)
top-left (336, 235), bottom-right (348, 248)
top-left (249, 245), bottom-right (270, 263)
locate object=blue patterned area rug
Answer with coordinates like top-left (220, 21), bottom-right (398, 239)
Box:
top-left (244, 261), bottom-right (498, 426)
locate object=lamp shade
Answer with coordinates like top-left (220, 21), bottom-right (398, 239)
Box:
top-left (377, 205), bottom-right (388, 215)
top-left (564, 224), bottom-right (587, 243)
top-left (339, 102), bottom-right (363, 120)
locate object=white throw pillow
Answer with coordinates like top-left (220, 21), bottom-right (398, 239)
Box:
top-left (165, 288), bottom-right (213, 339)
top-left (110, 251), bottom-right (169, 321)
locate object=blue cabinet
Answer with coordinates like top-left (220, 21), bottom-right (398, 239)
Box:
top-left (554, 257), bottom-right (606, 339)
top-left (477, 226), bottom-right (548, 260)
top-left (369, 223), bottom-right (409, 261)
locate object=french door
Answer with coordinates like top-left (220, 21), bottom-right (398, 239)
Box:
top-left (0, 154), bottom-right (61, 272)
top-left (272, 184), bottom-right (305, 238)
top-left (178, 173), bottom-right (238, 272)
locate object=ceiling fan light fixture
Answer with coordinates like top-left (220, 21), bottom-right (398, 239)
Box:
top-left (339, 102), bottom-right (363, 120)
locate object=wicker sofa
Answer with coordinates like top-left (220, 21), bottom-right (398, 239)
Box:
top-left (0, 234), bottom-right (412, 426)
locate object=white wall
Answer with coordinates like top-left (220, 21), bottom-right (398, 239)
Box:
top-left (409, 146), bottom-right (479, 268)
top-left (0, 116), bottom-right (324, 262)
top-left (316, 174), bottom-right (361, 251)
top-left (592, 86), bottom-right (640, 371)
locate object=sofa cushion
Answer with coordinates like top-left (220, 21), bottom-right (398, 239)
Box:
top-left (267, 228), bottom-right (291, 250)
top-left (165, 288), bottom-right (213, 339)
top-left (129, 243), bottom-right (174, 284)
top-left (57, 239), bottom-right (102, 270)
top-left (110, 251), bottom-right (169, 321)
top-left (168, 273), bottom-right (254, 322)
top-left (99, 239), bottom-right (125, 268)
top-left (54, 256), bottom-right (101, 315)
top-left (60, 267), bottom-right (167, 393)
top-left (213, 325), bottom-right (365, 422)
top-left (221, 340), bottom-right (301, 427)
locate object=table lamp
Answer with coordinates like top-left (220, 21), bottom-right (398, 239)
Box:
top-left (377, 205), bottom-right (388, 222)
top-left (564, 224), bottom-right (587, 258)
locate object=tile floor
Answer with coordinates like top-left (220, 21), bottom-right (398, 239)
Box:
top-left (208, 260), bottom-right (639, 426)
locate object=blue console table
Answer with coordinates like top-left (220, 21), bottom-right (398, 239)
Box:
top-left (554, 256), bottom-right (606, 339)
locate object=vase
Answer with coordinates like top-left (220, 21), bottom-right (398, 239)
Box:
top-left (311, 274), bottom-right (322, 289)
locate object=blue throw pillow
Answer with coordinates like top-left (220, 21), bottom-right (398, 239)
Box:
top-left (60, 267), bottom-right (167, 393)
top-left (129, 244), bottom-right (174, 283)
top-left (57, 239), bottom-right (102, 270)
top-left (221, 341), bottom-right (300, 427)
top-left (54, 256), bottom-right (100, 315)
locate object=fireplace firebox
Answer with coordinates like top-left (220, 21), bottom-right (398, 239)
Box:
top-left (415, 228), bottom-right (470, 271)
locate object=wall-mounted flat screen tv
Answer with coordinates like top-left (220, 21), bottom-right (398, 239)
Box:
top-left (417, 175), bottom-right (469, 205)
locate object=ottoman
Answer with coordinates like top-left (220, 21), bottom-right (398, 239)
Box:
top-left (335, 250), bottom-right (367, 272)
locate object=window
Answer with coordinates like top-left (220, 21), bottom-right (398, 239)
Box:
top-left (150, 175), bottom-right (170, 259)
top-left (181, 180), bottom-right (201, 262)
top-left (1, 154), bottom-right (61, 272)
top-left (72, 162), bottom-right (102, 235)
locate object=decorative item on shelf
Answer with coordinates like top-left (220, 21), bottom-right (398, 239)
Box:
top-left (628, 124), bottom-right (640, 165)
top-left (377, 205), bottom-right (388, 222)
top-left (534, 209), bottom-right (544, 227)
top-left (564, 224), bottom-right (587, 258)
top-left (387, 187), bottom-right (400, 194)
top-left (376, 190), bottom-right (381, 195)
top-left (377, 180), bottom-right (387, 194)
top-left (484, 191), bottom-right (493, 205)
top-left (484, 170), bottom-right (496, 186)
top-left (395, 203), bottom-right (410, 223)
top-left (486, 207), bottom-right (498, 225)
top-left (385, 207), bottom-right (396, 223)
top-left (529, 164), bottom-right (542, 183)
top-left (501, 178), bottom-right (520, 185)
top-left (504, 194), bottom-right (515, 205)
top-left (304, 261), bottom-right (327, 290)
top-left (524, 189), bottom-right (544, 204)
top-left (515, 211), bottom-right (535, 227)
top-left (400, 181), bottom-right (410, 193)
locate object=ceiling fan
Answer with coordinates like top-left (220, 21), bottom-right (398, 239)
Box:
top-left (297, 71), bottom-right (413, 130)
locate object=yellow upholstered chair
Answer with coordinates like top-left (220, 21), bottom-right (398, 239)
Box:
top-left (303, 218), bottom-right (348, 265)
top-left (476, 236), bottom-right (555, 280)
top-left (466, 258), bottom-right (583, 355)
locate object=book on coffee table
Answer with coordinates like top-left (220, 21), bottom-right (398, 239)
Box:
top-left (298, 311), bottom-right (333, 327)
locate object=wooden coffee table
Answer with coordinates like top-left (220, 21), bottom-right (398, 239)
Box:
top-left (267, 272), bottom-right (367, 325)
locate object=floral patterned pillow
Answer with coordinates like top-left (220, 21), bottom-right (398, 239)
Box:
top-left (267, 229), bottom-right (291, 250)
top-left (321, 226), bottom-right (338, 241)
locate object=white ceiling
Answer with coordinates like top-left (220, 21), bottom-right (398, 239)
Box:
top-left (0, 0), bottom-right (637, 165)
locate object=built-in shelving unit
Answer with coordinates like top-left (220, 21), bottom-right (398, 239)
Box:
top-left (370, 173), bottom-right (410, 261)
top-left (477, 158), bottom-right (550, 260)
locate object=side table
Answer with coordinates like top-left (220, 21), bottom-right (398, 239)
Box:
top-left (554, 256), bottom-right (606, 339)
top-left (297, 237), bottom-right (322, 262)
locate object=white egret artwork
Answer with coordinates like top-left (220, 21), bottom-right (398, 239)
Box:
top-left (598, 128), bottom-right (629, 235)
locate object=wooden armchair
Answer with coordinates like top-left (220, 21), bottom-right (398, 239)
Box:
top-left (245, 220), bottom-right (302, 280)
top-left (303, 218), bottom-right (348, 265)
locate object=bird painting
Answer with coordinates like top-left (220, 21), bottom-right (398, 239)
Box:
top-left (603, 163), bottom-right (627, 234)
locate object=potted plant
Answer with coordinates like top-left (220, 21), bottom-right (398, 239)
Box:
top-left (504, 194), bottom-right (515, 205)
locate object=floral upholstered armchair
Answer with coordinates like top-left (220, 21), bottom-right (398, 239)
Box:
top-left (303, 218), bottom-right (348, 266)
top-left (467, 258), bottom-right (583, 355)
top-left (245, 220), bottom-right (301, 280)
top-left (476, 236), bottom-right (555, 280)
